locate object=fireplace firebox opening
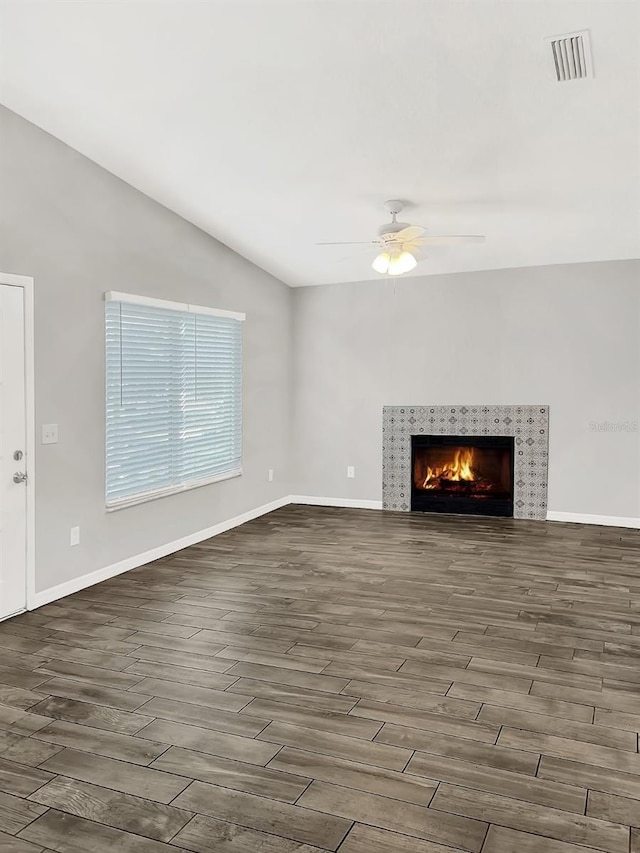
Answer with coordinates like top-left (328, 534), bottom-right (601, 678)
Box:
top-left (411, 434), bottom-right (514, 517)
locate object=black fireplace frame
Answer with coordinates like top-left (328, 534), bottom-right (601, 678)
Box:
top-left (411, 434), bottom-right (515, 518)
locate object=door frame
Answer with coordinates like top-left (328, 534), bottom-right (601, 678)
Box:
top-left (0, 272), bottom-right (35, 612)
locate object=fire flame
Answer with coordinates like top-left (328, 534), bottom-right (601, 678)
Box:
top-left (423, 447), bottom-right (476, 489)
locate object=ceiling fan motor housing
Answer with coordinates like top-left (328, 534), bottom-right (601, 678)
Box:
top-left (378, 222), bottom-right (410, 238)
top-left (379, 199), bottom-right (409, 238)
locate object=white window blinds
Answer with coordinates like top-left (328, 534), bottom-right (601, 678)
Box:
top-left (105, 292), bottom-right (244, 508)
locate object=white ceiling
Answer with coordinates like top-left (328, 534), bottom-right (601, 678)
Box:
top-left (1, 0), bottom-right (639, 287)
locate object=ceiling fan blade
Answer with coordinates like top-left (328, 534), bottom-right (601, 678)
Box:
top-left (393, 225), bottom-right (425, 241)
top-left (418, 235), bottom-right (486, 246)
top-left (316, 241), bottom-right (377, 246)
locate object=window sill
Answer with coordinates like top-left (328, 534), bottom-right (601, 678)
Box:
top-left (106, 468), bottom-right (242, 512)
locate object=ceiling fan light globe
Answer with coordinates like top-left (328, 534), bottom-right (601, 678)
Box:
top-left (372, 252), bottom-right (391, 274)
top-left (387, 251), bottom-right (417, 275)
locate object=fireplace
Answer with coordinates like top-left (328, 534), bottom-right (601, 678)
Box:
top-left (383, 406), bottom-right (549, 519)
top-left (411, 434), bottom-right (514, 517)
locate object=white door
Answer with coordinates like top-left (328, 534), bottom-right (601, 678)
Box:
top-left (0, 284), bottom-right (27, 619)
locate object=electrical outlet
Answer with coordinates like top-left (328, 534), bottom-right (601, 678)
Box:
top-left (347, 466), bottom-right (355, 479)
top-left (268, 468), bottom-right (274, 482)
top-left (42, 424), bottom-right (58, 444)
top-left (70, 526), bottom-right (80, 547)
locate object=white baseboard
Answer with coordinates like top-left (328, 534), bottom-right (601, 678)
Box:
top-left (289, 495), bottom-right (383, 510)
top-left (30, 495), bottom-right (292, 610)
top-left (291, 498), bottom-right (639, 526)
top-left (30, 496), bottom-right (637, 610)
top-left (547, 511), bottom-right (640, 529)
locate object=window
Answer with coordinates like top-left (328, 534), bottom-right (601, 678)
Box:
top-left (105, 292), bottom-right (244, 509)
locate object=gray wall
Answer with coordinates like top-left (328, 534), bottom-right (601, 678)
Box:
top-left (0, 106), bottom-right (294, 594)
top-left (292, 261), bottom-right (640, 519)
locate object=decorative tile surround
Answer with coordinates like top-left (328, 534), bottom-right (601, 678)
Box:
top-left (382, 405), bottom-right (550, 520)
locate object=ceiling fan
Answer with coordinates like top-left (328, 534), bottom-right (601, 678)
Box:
top-left (317, 200), bottom-right (485, 276)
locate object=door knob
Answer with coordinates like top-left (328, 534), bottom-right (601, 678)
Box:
top-left (12, 472), bottom-right (27, 484)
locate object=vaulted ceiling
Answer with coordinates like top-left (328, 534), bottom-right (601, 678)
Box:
top-left (1, 0), bottom-right (638, 286)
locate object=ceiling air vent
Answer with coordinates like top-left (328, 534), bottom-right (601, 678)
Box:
top-left (547, 30), bottom-right (593, 81)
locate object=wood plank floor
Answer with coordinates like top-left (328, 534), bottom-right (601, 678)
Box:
top-left (0, 505), bottom-right (638, 852)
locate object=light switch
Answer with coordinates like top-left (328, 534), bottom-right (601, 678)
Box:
top-left (42, 424), bottom-right (58, 444)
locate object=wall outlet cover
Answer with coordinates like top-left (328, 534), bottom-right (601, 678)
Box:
top-left (268, 468), bottom-right (274, 482)
top-left (347, 466), bottom-right (355, 478)
top-left (70, 526), bottom-right (80, 547)
top-left (42, 424), bottom-right (58, 444)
